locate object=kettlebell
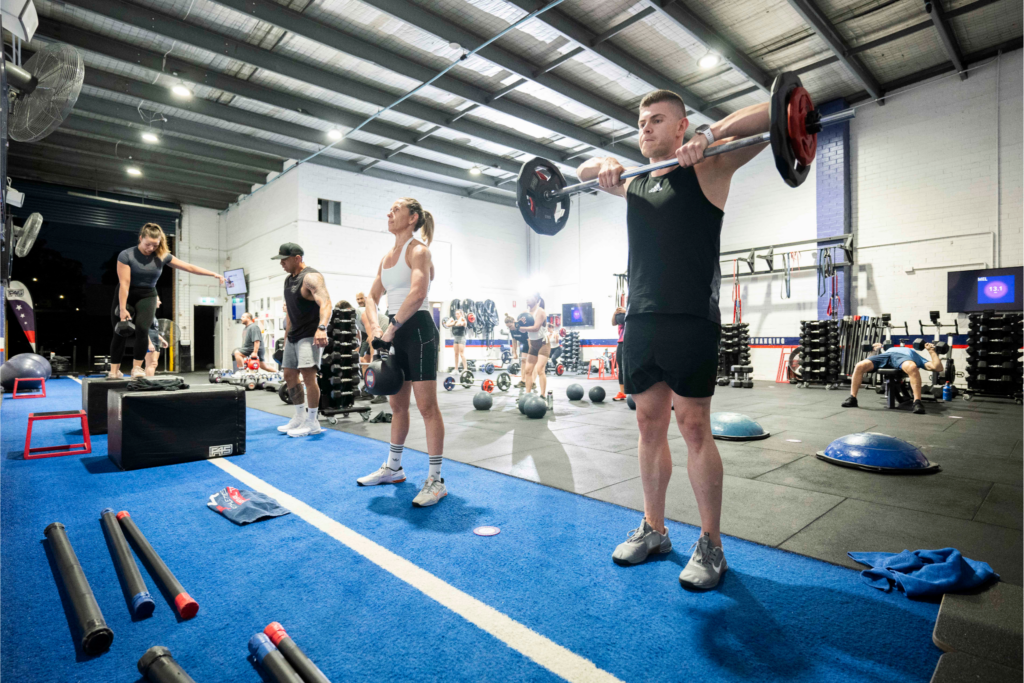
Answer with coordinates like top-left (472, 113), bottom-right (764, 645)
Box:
top-left (364, 338), bottom-right (404, 396)
top-left (247, 358), bottom-right (260, 371)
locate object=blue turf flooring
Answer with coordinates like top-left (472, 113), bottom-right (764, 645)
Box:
top-left (1, 380), bottom-right (943, 682)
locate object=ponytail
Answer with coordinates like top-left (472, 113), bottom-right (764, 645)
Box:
top-left (139, 222), bottom-right (170, 260)
top-left (399, 197), bottom-right (433, 246)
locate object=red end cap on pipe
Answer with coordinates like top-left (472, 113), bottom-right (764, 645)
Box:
top-left (116, 511), bottom-right (131, 520)
top-left (174, 593), bottom-right (199, 619)
top-left (264, 621), bottom-right (288, 646)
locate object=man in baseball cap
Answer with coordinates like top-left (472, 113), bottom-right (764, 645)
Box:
top-left (271, 243), bottom-right (304, 260)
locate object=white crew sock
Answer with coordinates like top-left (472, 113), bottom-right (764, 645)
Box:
top-left (428, 455), bottom-right (442, 480)
top-left (293, 404), bottom-right (305, 419)
top-left (307, 407), bottom-right (318, 423)
top-left (388, 443), bottom-right (404, 470)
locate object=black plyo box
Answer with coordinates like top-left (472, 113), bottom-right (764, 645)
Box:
top-left (82, 377), bottom-right (130, 435)
top-left (107, 385), bottom-right (246, 471)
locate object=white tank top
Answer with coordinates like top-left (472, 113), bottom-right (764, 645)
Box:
top-left (381, 238), bottom-right (430, 316)
top-left (527, 308), bottom-right (545, 340)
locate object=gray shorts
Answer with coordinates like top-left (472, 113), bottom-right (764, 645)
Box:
top-left (281, 337), bottom-right (323, 369)
top-left (453, 335), bottom-right (466, 346)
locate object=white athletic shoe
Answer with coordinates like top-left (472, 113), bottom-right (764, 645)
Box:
top-left (287, 420), bottom-right (322, 437)
top-left (277, 415), bottom-right (304, 433)
top-left (412, 477), bottom-right (447, 507)
top-left (357, 462), bottom-right (407, 486)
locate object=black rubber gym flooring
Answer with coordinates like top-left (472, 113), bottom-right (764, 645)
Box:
top-left (223, 373), bottom-right (1023, 586)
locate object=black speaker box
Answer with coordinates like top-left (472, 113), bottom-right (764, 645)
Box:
top-left (107, 385), bottom-right (246, 471)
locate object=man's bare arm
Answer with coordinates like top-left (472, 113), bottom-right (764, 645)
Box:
top-left (302, 272), bottom-right (333, 327)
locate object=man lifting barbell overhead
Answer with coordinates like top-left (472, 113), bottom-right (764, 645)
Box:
top-left (273, 243), bottom-right (333, 438)
top-left (577, 89), bottom-right (782, 592)
top-left (844, 342), bottom-right (946, 414)
top-left (357, 197), bottom-right (447, 508)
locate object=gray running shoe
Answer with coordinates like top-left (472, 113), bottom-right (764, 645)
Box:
top-left (679, 532), bottom-right (727, 590)
top-left (612, 518), bottom-right (672, 565)
top-left (412, 477), bottom-right (447, 507)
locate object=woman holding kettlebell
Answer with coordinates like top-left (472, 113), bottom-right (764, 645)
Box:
top-left (109, 223), bottom-right (223, 379)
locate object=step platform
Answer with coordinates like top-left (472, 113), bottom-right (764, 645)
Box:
top-left (931, 582), bottom-right (1022, 681)
top-left (107, 385), bottom-right (247, 471)
top-left (82, 377), bottom-right (130, 435)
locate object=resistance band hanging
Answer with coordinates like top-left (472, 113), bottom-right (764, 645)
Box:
top-left (780, 252), bottom-right (791, 300)
top-left (732, 259), bottom-right (742, 323)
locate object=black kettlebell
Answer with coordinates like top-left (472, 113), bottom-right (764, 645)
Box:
top-left (114, 303), bottom-right (137, 337)
top-left (364, 338), bottom-right (404, 396)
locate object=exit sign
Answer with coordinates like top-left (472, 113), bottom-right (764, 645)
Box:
top-left (199, 297), bottom-right (217, 305)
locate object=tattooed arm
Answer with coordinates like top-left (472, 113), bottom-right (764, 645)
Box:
top-left (302, 272), bottom-right (333, 348)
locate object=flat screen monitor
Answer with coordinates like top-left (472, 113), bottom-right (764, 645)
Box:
top-left (562, 302), bottom-right (594, 327)
top-left (947, 267), bottom-right (1023, 313)
top-left (224, 268), bottom-right (247, 295)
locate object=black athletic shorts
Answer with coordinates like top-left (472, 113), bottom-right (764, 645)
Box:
top-left (621, 313), bottom-right (720, 398)
top-left (389, 310), bottom-right (439, 383)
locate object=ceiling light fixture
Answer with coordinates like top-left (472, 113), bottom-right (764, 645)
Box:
top-left (141, 132), bottom-right (160, 143)
top-left (126, 167), bottom-right (142, 176)
top-left (470, 166), bottom-right (481, 175)
top-left (327, 129), bottom-right (343, 141)
top-left (698, 52), bottom-right (720, 69)
top-left (171, 84), bottom-right (192, 98)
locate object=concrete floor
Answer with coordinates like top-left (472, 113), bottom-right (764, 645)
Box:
top-left (210, 371), bottom-right (1024, 586)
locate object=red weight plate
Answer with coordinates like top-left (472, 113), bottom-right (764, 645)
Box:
top-left (482, 379), bottom-right (494, 393)
top-left (786, 86), bottom-right (817, 167)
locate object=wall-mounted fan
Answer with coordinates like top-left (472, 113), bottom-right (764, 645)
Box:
top-left (1, 212), bottom-right (42, 285)
top-left (7, 42), bottom-right (84, 142)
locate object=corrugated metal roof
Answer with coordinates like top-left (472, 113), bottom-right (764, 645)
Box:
top-left (952, 0), bottom-right (1023, 55)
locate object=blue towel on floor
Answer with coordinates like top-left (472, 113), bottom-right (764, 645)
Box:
top-left (848, 548), bottom-right (998, 597)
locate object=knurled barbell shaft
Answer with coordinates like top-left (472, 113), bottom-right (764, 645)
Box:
top-left (546, 108), bottom-right (856, 200)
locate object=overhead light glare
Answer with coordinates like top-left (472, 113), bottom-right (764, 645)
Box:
top-left (470, 166), bottom-right (481, 175)
top-left (141, 132), bottom-right (160, 143)
top-left (171, 84), bottom-right (192, 98)
top-left (127, 167), bottom-right (142, 176)
top-left (328, 129), bottom-right (343, 141)
top-left (698, 52), bottom-right (720, 69)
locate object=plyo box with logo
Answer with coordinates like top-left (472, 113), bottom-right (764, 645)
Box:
top-left (107, 385), bottom-right (246, 471)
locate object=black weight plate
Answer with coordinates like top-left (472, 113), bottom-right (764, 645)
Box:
top-left (517, 157), bottom-right (570, 236)
top-left (770, 70), bottom-right (812, 188)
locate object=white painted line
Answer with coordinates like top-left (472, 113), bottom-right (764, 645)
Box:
top-left (209, 458), bottom-right (623, 683)
top-left (69, 376), bottom-right (82, 385)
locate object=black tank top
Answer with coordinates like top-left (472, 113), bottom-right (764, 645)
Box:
top-left (284, 266), bottom-right (321, 342)
top-left (625, 165), bottom-right (724, 325)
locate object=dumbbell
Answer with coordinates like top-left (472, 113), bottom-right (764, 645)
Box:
top-left (330, 328), bottom-right (355, 340)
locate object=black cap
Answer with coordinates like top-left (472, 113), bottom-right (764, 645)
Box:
top-left (271, 243), bottom-right (303, 260)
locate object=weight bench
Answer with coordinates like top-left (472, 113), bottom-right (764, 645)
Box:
top-left (876, 368), bottom-right (911, 409)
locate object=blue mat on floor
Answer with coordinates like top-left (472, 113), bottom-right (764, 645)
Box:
top-left (1, 379), bottom-right (942, 682)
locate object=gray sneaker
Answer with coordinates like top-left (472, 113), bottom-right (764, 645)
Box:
top-left (612, 518), bottom-right (672, 566)
top-left (679, 532), bottom-right (727, 590)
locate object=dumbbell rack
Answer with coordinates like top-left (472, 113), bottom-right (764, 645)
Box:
top-left (797, 320), bottom-right (840, 389)
top-left (319, 307), bottom-right (370, 422)
top-left (964, 312), bottom-right (1023, 404)
top-left (717, 323), bottom-right (751, 386)
top-left (562, 332), bottom-right (582, 374)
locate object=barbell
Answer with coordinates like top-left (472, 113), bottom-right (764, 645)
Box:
top-left (517, 71), bottom-right (855, 236)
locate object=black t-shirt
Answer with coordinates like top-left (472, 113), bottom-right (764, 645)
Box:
top-left (452, 324), bottom-right (466, 336)
top-left (625, 166), bottom-right (724, 325)
top-left (118, 247), bottom-right (172, 289)
top-left (284, 266), bottom-right (322, 342)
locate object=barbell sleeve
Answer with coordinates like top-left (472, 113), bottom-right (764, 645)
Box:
top-left (546, 107), bottom-right (855, 200)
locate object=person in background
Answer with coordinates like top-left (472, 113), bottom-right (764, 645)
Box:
top-left (844, 342), bottom-right (944, 415)
top-left (443, 309), bottom-right (469, 374)
top-left (519, 293), bottom-right (550, 400)
top-left (144, 296), bottom-right (169, 377)
top-left (547, 323), bottom-right (562, 366)
top-left (612, 305), bottom-right (627, 401)
top-left (233, 312), bottom-right (275, 372)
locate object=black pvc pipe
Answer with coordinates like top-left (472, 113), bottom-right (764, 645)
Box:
top-left (249, 633), bottom-right (304, 683)
top-left (116, 511), bottom-right (198, 619)
top-left (43, 522), bottom-right (114, 655)
top-left (100, 508), bottom-right (155, 618)
top-left (138, 646), bottom-right (197, 683)
top-left (265, 622), bottom-right (331, 683)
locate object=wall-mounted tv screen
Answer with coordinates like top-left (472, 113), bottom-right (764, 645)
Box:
top-left (224, 268), bottom-right (247, 295)
top-left (562, 302), bottom-right (594, 327)
top-left (947, 267), bottom-right (1023, 313)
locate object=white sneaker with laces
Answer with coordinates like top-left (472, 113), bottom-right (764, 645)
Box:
top-left (277, 415), bottom-right (304, 433)
top-left (679, 532), bottom-right (727, 590)
top-left (357, 462), bottom-right (407, 486)
top-left (412, 477), bottom-right (447, 507)
top-left (287, 420), bottom-right (322, 437)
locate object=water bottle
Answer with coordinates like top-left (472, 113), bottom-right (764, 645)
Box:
top-left (942, 382), bottom-right (952, 401)
top-left (547, 391), bottom-right (553, 408)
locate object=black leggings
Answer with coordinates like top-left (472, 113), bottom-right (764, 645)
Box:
top-left (110, 287), bottom-right (158, 364)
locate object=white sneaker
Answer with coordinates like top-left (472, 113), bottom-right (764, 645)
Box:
top-left (287, 420), bottom-right (322, 437)
top-left (412, 477), bottom-right (447, 507)
top-left (277, 415), bottom-right (304, 433)
top-left (357, 462), bottom-right (407, 486)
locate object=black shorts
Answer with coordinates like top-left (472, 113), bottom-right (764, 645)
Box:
top-left (390, 310), bottom-right (439, 383)
top-left (621, 314), bottom-right (720, 398)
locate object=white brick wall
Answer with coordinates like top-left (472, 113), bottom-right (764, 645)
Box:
top-left (174, 204), bottom-right (225, 367)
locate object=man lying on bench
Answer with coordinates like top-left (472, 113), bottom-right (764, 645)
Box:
top-left (844, 342), bottom-right (945, 414)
